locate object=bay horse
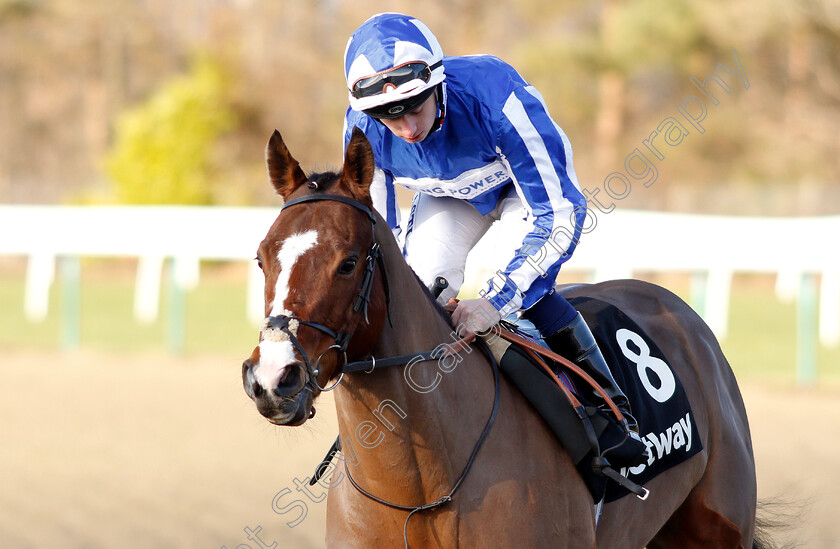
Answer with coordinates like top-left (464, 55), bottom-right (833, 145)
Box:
top-left (241, 128), bottom-right (763, 548)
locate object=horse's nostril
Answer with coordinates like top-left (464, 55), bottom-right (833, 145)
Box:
top-left (274, 365), bottom-right (304, 397)
top-left (242, 360), bottom-right (265, 400)
top-left (252, 379), bottom-right (265, 398)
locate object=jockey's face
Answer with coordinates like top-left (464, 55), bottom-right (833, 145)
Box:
top-left (379, 92), bottom-right (437, 144)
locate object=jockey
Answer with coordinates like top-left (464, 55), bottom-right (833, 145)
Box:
top-left (342, 13), bottom-right (645, 452)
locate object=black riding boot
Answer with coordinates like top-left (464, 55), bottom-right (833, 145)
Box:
top-left (544, 313), bottom-right (647, 464)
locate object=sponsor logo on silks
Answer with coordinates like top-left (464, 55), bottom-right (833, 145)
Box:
top-left (394, 161), bottom-right (510, 199)
top-left (620, 412), bottom-right (694, 477)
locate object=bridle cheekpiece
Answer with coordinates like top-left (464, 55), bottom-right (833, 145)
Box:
top-left (265, 193), bottom-right (390, 393)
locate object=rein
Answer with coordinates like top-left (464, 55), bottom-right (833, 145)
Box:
top-left (342, 337), bottom-right (501, 549)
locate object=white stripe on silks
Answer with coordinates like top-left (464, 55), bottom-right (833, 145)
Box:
top-left (524, 85), bottom-right (583, 194)
top-left (502, 91), bottom-right (563, 194)
top-left (369, 167), bottom-right (394, 226)
top-left (392, 160), bottom-right (509, 198)
top-left (501, 91), bottom-right (578, 298)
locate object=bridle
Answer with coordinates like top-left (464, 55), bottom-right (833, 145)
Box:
top-left (269, 192), bottom-right (501, 549)
top-left (265, 193), bottom-right (390, 393)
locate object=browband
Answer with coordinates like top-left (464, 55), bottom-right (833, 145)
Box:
top-left (282, 194), bottom-right (377, 224)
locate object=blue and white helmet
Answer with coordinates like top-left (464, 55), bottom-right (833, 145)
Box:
top-left (344, 13), bottom-right (445, 118)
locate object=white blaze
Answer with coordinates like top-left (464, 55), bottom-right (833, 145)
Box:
top-left (270, 230), bottom-right (319, 317)
top-left (257, 230), bottom-right (318, 391)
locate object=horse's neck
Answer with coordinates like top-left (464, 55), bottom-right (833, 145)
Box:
top-left (332, 224), bottom-right (493, 496)
top-left (368, 218), bottom-right (457, 360)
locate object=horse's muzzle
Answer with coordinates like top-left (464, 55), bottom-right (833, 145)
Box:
top-left (242, 356), bottom-right (314, 426)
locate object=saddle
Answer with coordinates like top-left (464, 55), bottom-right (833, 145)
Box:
top-left (486, 320), bottom-right (650, 503)
top-left (494, 295), bottom-right (704, 505)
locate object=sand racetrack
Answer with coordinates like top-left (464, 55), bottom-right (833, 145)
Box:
top-left (0, 350), bottom-right (837, 548)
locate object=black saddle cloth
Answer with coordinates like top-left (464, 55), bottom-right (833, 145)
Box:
top-left (499, 296), bottom-right (703, 503)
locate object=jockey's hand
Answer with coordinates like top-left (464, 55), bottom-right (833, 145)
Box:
top-left (448, 298), bottom-right (501, 344)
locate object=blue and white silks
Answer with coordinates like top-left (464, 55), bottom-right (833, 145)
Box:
top-left (343, 55), bottom-right (586, 316)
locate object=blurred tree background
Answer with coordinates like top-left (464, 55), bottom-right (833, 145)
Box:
top-left (0, 0), bottom-right (838, 212)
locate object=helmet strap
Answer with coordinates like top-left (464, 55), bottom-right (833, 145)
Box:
top-left (428, 83), bottom-right (446, 134)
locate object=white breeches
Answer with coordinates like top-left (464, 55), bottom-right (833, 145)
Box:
top-left (403, 186), bottom-right (532, 304)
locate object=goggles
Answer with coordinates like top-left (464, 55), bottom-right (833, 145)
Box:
top-left (351, 61), bottom-right (442, 100)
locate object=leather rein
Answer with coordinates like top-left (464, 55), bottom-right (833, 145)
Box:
top-left (342, 338), bottom-right (501, 549)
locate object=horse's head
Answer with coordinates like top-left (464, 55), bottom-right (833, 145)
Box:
top-left (242, 128), bottom-right (388, 426)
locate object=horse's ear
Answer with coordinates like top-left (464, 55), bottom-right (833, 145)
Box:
top-left (341, 127), bottom-right (375, 201)
top-left (266, 130), bottom-right (307, 200)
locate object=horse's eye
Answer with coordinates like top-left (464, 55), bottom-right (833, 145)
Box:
top-left (255, 255), bottom-right (263, 270)
top-left (338, 257), bottom-right (358, 275)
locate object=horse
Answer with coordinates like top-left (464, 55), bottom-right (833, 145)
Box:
top-left (241, 127), bottom-right (763, 548)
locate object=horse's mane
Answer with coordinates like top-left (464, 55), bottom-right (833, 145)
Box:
top-left (303, 169), bottom-right (455, 329)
